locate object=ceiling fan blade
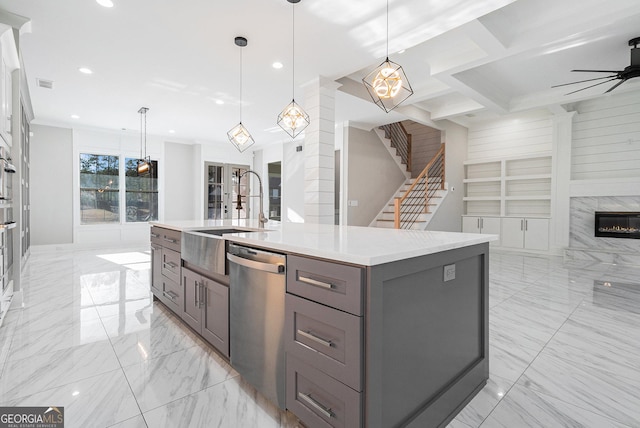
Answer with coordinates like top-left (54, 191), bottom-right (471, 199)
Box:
top-left (565, 78), bottom-right (619, 95)
top-left (571, 69), bottom-right (623, 73)
top-left (605, 78), bottom-right (628, 93)
top-left (552, 75), bottom-right (618, 88)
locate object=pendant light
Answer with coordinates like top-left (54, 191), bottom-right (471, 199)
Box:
top-left (228, 36), bottom-right (255, 152)
top-left (137, 107), bottom-right (151, 175)
top-left (277, 0), bottom-right (310, 138)
top-left (362, 0), bottom-right (413, 113)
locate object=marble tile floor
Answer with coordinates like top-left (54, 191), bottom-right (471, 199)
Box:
top-left (0, 247), bottom-right (639, 427)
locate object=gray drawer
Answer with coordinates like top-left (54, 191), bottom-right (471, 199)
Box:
top-left (161, 277), bottom-right (182, 312)
top-left (286, 354), bottom-right (362, 428)
top-left (150, 226), bottom-right (163, 246)
top-left (287, 255), bottom-right (363, 316)
top-left (161, 248), bottom-right (181, 284)
top-left (286, 294), bottom-right (362, 391)
top-left (161, 228), bottom-right (181, 252)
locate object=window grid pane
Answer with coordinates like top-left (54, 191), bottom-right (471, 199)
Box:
top-left (80, 154), bottom-right (120, 224)
top-left (125, 158), bottom-right (159, 222)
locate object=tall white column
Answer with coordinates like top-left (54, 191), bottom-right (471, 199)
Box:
top-left (303, 77), bottom-right (340, 224)
top-left (551, 111), bottom-right (575, 253)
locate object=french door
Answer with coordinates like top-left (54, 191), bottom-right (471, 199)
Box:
top-left (204, 162), bottom-right (250, 220)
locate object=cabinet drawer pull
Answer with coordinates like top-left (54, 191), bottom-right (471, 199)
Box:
top-left (163, 290), bottom-right (178, 301)
top-left (151, 244), bottom-right (160, 251)
top-left (163, 237), bottom-right (178, 244)
top-left (298, 392), bottom-right (333, 419)
top-left (297, 329), bottom-right (333, 348)
top-left (150, 233), bottom-right (160, 238)
top-left (298, 275), bottom-right (333, 290)
top-left (199, 281), bottom-right (206, 308)
top-left (163, 261), bottom-right (178, 269)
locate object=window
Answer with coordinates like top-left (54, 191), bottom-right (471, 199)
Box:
top-left (125, 158), bottom-right (158, 222)
top-left (80, 154), bottom-right (120, 224)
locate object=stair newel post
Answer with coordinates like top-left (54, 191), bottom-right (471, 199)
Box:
top-left (394, 197), bottom-right (401, 229)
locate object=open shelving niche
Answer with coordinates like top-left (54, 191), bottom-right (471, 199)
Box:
top-left (463, 153), bottom-right (552, 218)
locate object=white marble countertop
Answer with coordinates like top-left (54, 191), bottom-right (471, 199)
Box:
top-left (151, 220), bottom-right (496, 266)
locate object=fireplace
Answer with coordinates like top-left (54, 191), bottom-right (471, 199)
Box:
top-left (595, 212), bottom-right (640, 239)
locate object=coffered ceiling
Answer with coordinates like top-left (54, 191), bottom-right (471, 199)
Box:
top-left (1, 0), bottom-right (639, 146)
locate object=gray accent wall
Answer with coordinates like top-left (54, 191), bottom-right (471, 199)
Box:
top-left (31, 124), bottom-right (73, 245)
top-left (346, 127), bottom-right (406, 227)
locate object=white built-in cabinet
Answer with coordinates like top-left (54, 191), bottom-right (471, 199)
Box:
top-left (500, 217), bottom-right (549, 251)
top-left (462, 216), bottom-right (501, 246)
top-left (0, 28), bottom-right (18, 147)
top-left (462, 153), bottom-right (552, 251)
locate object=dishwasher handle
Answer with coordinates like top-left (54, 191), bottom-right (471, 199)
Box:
top-left (227, 252), bottom-right (285, 274)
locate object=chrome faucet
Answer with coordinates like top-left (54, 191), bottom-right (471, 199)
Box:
top-left (236, 170), bottom-right (267, 228)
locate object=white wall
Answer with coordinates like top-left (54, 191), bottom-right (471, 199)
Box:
top-left (571, 90), bottom-right (640, 181)
top-left (426, 120), bottom-right (467, 232)
top-left (345, 126), bottom-right (407, 226)
top-left (164, 142), bottom-right (195, 221)
top-left (31, 125), bottom-right (73, 245)
top-left (282, 140), bottom-right (305, 222)
top-left (467, 109), bottom-right (553, 161)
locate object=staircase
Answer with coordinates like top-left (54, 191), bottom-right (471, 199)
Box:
top-left (375, 125), bottom-right (411, 180)
top-left (372, 177), bottom-right (447, 229)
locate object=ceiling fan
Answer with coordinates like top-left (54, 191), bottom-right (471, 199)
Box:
top-left (552, 36), bottom-right (640, 95)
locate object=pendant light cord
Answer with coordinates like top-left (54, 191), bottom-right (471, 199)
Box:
top-left (140, 111), bottom-right (143, 159)
top-left (292, 1), bottom-right (295, 100)
top-left (386, 0), bottom-right (389, 59)
top-left (240, 46), bottom-right (243, 123)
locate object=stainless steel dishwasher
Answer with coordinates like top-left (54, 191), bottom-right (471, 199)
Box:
top-left (227, 242), bottom-right (287, 409)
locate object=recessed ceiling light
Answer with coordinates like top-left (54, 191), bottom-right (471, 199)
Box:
top-left (78, 67), bottom-right (93, 74)
top-left (215, 100), bottom-right (224, 105)
top-left (272, 62), bottom-right (284, 69)
top-left (71, 114), bottom-right (80, 119)
top-left (96, 0), bottom-right (114, 7)
top-left (168, 129), bottom-right (175, 134)
top-left (398, 49), bottom-right (406, 54)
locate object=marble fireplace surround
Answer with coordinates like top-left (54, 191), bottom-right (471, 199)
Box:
top-left (568, 196), bottom-right (640, 266)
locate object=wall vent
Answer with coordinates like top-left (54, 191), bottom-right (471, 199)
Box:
top-left (36, 78), bottom-right (54, 89)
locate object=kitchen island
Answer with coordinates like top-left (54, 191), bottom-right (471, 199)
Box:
top-left (150, 220), bottom-right (494, 428)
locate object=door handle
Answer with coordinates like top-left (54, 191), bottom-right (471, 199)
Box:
top-left (520, 219), bottom-right (524, 231)
top-left (525, 220), bottom-right (528, 231)
top-left (194, 281), bottom-right (199, 306)
top-left (227, 253), bottom-right (285, 274)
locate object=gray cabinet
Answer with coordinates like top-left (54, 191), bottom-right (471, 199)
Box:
top-left (149, 226), bottom-right (183, 313)
top-left (285, 255), bottom-right (364, 428)
top-left (150, 243), bottom-right (162, 296)
top-left (285, 245), bottom-right (489, 428)
top-left (181, 267), bottom-right (229, 358)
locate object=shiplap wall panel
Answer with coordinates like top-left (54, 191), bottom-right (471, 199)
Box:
top-left (468, 112), bottom-right (553, 161)
top-left (571, 91), bottom-right (640, 180)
